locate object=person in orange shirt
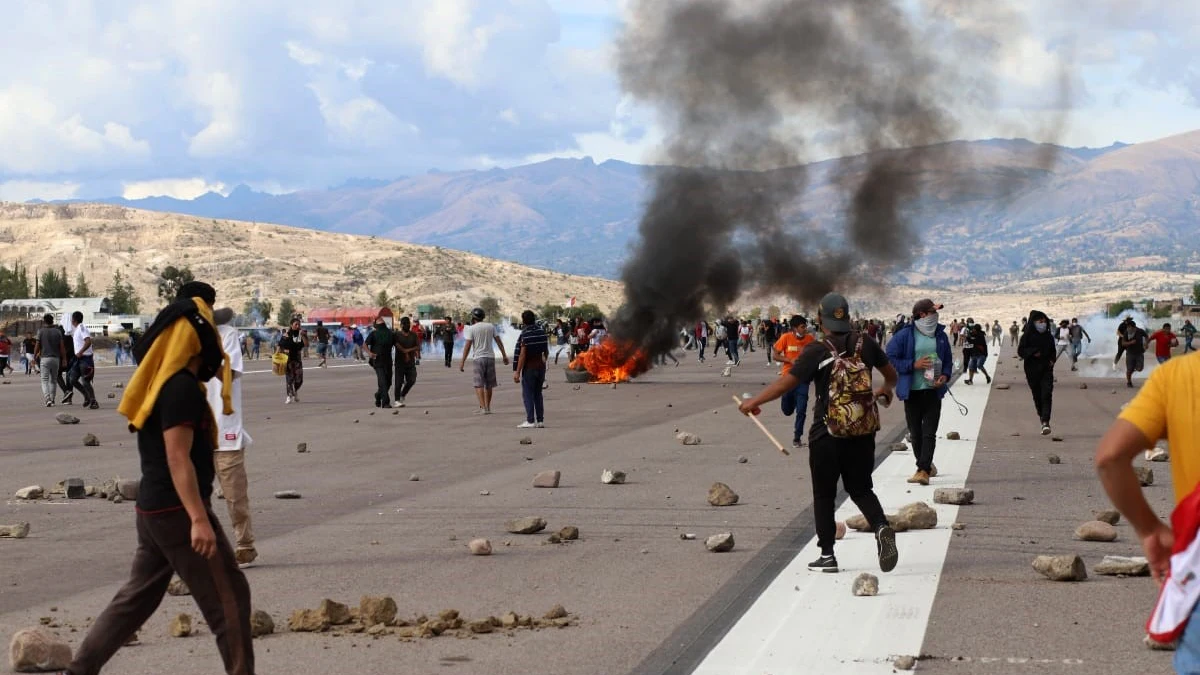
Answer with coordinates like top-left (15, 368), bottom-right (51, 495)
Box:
top-left (774, 315), bottom-right (815, 448)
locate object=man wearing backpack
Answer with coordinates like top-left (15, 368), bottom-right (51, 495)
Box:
top-left (886, 299), bottom-right (953, 486)
top-left (739, 292), bottom-right (899, 575)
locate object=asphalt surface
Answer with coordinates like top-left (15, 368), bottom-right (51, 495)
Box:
top-left (0, 344), bottom-right (1175, 674)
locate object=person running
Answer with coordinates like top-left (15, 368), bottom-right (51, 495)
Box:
top-left (60, 281), bottom-right (256, 675)
top-left (22, 332), bottom-right (37, 376)
top-left (1017, 310), bottom-right (1056, 436)
top-left (513, 310), bottom-right (549, 429)
top-left (208, 307), bottom-right (258, 569)
top-left (35, 314), bottom-right (66, 407)
top-left (459, 307), bottom-right (509, 414)
top-left (965, 323), bottom-right (991, 384)
top-left (364, 317), bottom-right (393, 408)
top-left (1066, 318), bottom-right (1091, 371)
top-left (1094, 343), bottom-right (1200, 670)
top-left (739, 292), bottom-right (899, 575)
top-left (887, 299), bottom-right (952, 486)
top-left (66, 311), bottom-right (98, 409)
top-left (314, 320), bottom-right (330, 368)
top-left (0, 330), bottom-right (12, 377)
top-left (1112, 316), bottom-right (1135, 370)
top-left (1148, 323), bottom-right (1179, 365)
top-left (392, 317), bottom-right (420, 408)
top-left (1119, 320), bottom-right (1149, 388)
top-left (276, 318), bottom-right (306, 404)
top-left (1182, 319), bottom-right (1197, 354)
top-left (772, 315), bottom-right (815, 449)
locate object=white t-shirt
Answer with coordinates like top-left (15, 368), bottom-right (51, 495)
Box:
top-left (206, 324), bottom-right (252, 452)
top-left (589, 328), bottom-right (607, 346)
top-left (465, 322), bottom-right (497, 360)
top-left (72, 324), bottom-right (93, 357)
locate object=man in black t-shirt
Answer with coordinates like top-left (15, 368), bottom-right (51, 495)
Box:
top-left (277, 318), bottom-right (306, 404)
top-left (315, 320), bottom-right (330, 369)
top-left (63, 281), bottom-right (254, 675)
top-left (1120, 320), bottom-right (1149, 388)
top-left (740, 292), bottom-right (899, 576)
top-left (392, 317), bottom-right (420, 408)
top-left (364, 318), bottom-right (393, 408)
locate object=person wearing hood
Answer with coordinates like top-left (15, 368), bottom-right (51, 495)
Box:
top-left (887, 299), bottom-right (953, 486)
top-left (60, 281), bottom-right (255, 675)
top-left (1017, 309), bottom-right (1056, 436)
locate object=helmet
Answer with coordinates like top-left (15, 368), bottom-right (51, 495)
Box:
top-left (471, 307), bottom-right (486, 321)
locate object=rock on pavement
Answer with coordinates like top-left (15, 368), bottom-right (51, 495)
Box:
top-left (1075, 521), bottom-right (1118, 542)
top-left (852, 573), bottom-right (879, 597)
top-left (676, 431), bottom-right (702, 445)
top-left (273, 490), bottom-right (302, 499)
top-left (1093, 510), bottom-right (1121, 525)
top-left (705, 533), bottom-right (735, 552)
top-left (558, 526), bottom-right (579, 541)
top-left (169, 613), bottom-right (193, 637)
top-left (14, 486), bottom-right (43, 500)
top-left (288, 609), bottom-right (329, 633)
top-left (468, 539), bottom-right (493, 555)
top-left (359, 596), bottom-right (398, 626)
top-left (82, 434), bottom-right (99, 447)
top-left (65, 478), bottom-right (85, 499)
top-left (167, 577), bottom-right (190, 596)
top-left (0, 523), bottom-right (31, 539)
top-left (1032, 554), bottom-right (1088, 581)
top-left (532, 470), bottom-right (561, 488)
top-left (1134, 467), bottom-right (1154, 486)
top-left (250, 610), bottom-right (275, 638)
top-left (894, 655), bottom-right (917, 670)
top-left (1095, 556), bottom-right (1150, 577)
top-left (894, 502), bottom-right (938, 530)
top-left (9, 627), bottom-right (72, 672)
top-left (601, 470), bottom-right (626, 485)
top-left (945, 431), bottom-right (961, 440)
top-left (506, 517), bottom-right (547, 534)
top-left (933, 488), bottom-right (974, 505)
top-left (55, 413), bottom-right (79, 425)
top-left (835, 521), bottom-right (846, 540)
top-left (707, 482), bottom-right (739, 507)
top-left (116, 480), bottom-right (139, 501)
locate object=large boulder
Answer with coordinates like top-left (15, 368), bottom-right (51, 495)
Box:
top-left (705, 533), bottom-right (735, 552)
top-left (894, 502), bottom-right (938, 530)
top-left (707, 482), bottom-right (739, 507)
top-left (359, 596), bottom-right (397, 627)
top-left (9, 628), bottom-right (71, 672)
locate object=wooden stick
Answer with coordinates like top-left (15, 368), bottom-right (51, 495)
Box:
top-left (732, 395), bottom-right (789, 456)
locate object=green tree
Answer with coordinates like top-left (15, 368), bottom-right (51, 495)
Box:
top-left (479, 296), bottom-right (502, 322)
top-left (0, 263), bottom-right (30, 302)
top-left (38, 267), bottom-right (71, 298)
top-left (1192, 282), bottom-right (1200, 305)
top-left (1107, 300), bottom-right (1135, 318)
top-left (156, 265), bottom-right (194, 302)
top-left (277, 298), bottom-right (297, 326)
top-left (107, 270), bottom-right (140, 314)
top-left (74, 272), bottom-right (92, 298)
top-left (748, 306), bottom-right (762, 320)
top-left (243, 298), bottom-right (273, 325)
top-left (767, 304), bottom-right (782, 320)
top-left (538, 303), bottom-right (566, 320)
top-left (564, 302), bottom-right (602, 321)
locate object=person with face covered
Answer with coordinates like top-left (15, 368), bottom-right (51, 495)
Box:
top-left (1017, 309), bottom-right (1056, 436)
top-left (1120, 319), bottom-right (1149, 388)
top-left (364, 317), bottom-right (393, 408)
top-left (55, 281), bottom-right (255, 675)
top-left (276, 318), bottom-right (307, 404)
top-left (887, 299), bottom-right (953, 485)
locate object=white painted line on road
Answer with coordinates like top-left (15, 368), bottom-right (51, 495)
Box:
top-left (692, 354), bottom-right (1000, 675)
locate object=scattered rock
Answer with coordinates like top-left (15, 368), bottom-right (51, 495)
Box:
top-left (112, 494), bottom-right (124, 504)
top-left (1032, 554), bottom-right (1087, 581)
top-left (737, 456), bottom-right (748, 464)
top-left (835, 521), bottom-right (846, 540)
top-left (543, 605), bottom-right (568, 620)
top-left (0, 522), bottom-right (31, 538)
top-left (1078, 383), bottom-right (1088, 390)
top-left (705, 533), bottom-right (735, 552)
top-left (467, 620), bottom-right (493, 634)
top-left (55, 413), bottom-right (79, 425)
top-left (1048, 454), bottom-right (1061, 465)
top-left (1093, 510), bottom-right (1121, 525)
top-left (894, 655), bottom-right (917, 670)
top-left (288, 609), bottom-right (330, 633)
top-left (274, 490), bottom-right (302, 499)
top-left (408, 474), bottom-right (419, 482)
top-left (933, 488), bottom-right (974, 506)
top-left (318, 599), bottom-right (352, 625)
top-left (952, 522), bottom-right (965, 531)
top-left (1134, 467), bottom-right (1154, 486)
top-left (945, 431), bottom-right (961, 440)
top-left (296, 443), bottom-right (308, 453)
top-left (995, 383), bottom-right (1010, 390)
top-left (1075, 520), bottom-right (1118, 542)
top-left (85, 485), bottom-right (98, 497)
top-left (359, 596), bottom-right (397, 626)
top-left (468, 539), bottom-right (492, 556)
top-left (894, 502), bottom-right (938, 530)
top-left (1095, 555), bottom-right (1151, 577)
top-left (680, 533), bottom-right (696, 540)
top-left (64, 478), bottom-right (85, 499)
top-left (250, 610), bottom-right (275, 638)
top-left (676, 431), bottom-right (702, 445)
top-left (601, 470), bottom-right (626, 485)
top-left (558, 526), bottom-right (579, 541)
top-left (169, 613), bottom-right (193, 637)
top-left (8, 627), bottom-right (71, 672)
top-left (707, 482), bottom-right (739, 507)
top-left (852, 573), bottom-right (879, 597)
top-left (1052, 436), bottom-right (1064, 442)
top-left (14, 486), bottom-right (43, 500)
top-left (889, 443), bottom-right (908, 452)
top-left (505, 517), bottom-right (547, 534)
top-left (532, 470), bottom-right (561, 488)
top-left (116, 479), bottom-right (139, 501)
top-left (519, 437), bottom-right (533, 445)
top-left (167, 577), bottom-right (190, 596)
top-left (845, 514), bottom-right (871, 532)
top-left (1148, 448), bottom-right (1170, 462)
top-left (479, 490), bottom-right (491, 496)
top-left (500, 612), bottom-right (519, 629)
top-left (106, 392), bottom-right (116, 399)
top-left (112, 382), bottom-right (124, 389)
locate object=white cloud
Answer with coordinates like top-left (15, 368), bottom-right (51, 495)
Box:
top-left (0, 180), bottom-right (80, 202)
top-left (122, 178), bottom-right (227, 200)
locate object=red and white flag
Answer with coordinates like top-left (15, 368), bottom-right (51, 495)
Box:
top-left (568, 296), bottom-right (577, 308)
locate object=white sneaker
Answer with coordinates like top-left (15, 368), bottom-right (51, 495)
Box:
top-left (392, 400), bottom-right (402, 408)
top-left (535, 422), bottom-right (545, 428)
top-left (517, 421), bottom-right (537, 429)
top-left (398, 397), bottom-right (406, 408)
top-left (285, 396), bottom-right (293, 404)
top-left (726, 360), bottom-right (734, 365)
top-left (474, 408), bottom-right (486, 415)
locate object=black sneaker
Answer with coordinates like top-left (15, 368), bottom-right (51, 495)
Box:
top-left (792, 439), bottom-right (803, 449)
top-left (87, 400), bottom-right (99, 410)
top-left (807, 554), bottom-right (839, 573)
top-left (62, 393), bottom-right (73, 405)
top-left (876, 525), bottom-right (899, 573)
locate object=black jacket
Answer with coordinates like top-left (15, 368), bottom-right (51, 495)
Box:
top-left (1017, 310), bottom-right (1055, 370)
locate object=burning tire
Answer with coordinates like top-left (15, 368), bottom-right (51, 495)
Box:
top-left (564, 368), bottom-right (591, 384)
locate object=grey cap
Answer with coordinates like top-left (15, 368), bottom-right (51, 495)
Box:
top-left (818, 292), bottom-right (852, 333)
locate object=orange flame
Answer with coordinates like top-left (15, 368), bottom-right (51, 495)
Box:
top-left (569, 338), bottom-right (652, 383)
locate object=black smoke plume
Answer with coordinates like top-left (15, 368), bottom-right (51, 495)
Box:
top-left (609, 0), bottom-right (1069, 356)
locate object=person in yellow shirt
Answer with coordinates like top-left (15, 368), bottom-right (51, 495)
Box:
top-left (1096, 353), bottom-right (1200, 668)
top-left (773, 315), bottom-right (815, 449)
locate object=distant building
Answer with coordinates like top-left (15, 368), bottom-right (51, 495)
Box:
top-left (0, 297), bottom-right (150, 335)
top-left (307, 307), bottom-right (395, 329)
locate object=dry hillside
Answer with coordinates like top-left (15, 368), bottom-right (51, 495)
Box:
top-left (0, 203), bottom-right (623, 318)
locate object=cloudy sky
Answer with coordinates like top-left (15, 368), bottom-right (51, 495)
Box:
top-left (1, 0), bottom-right (1197, 202)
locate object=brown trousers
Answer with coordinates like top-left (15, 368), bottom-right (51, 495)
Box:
top-left (214, 451), bottom-right (255, 555)
top-left (68, 507), bottom-right (254, 675)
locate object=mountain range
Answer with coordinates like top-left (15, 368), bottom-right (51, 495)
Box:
top-left (68, 131), bottom-right (1200, 284)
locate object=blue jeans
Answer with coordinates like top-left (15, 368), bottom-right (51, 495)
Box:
top-left (1177, 602), bottom-right (1200, 673)
top-left (521, 368), bottom-right (546, 423)
top-left (780, 382), bottom-right (810, 443)
top-left (1071, 340), bottom-right (1083, 360)
top-left (727, 341), bottom-right (739, 364)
